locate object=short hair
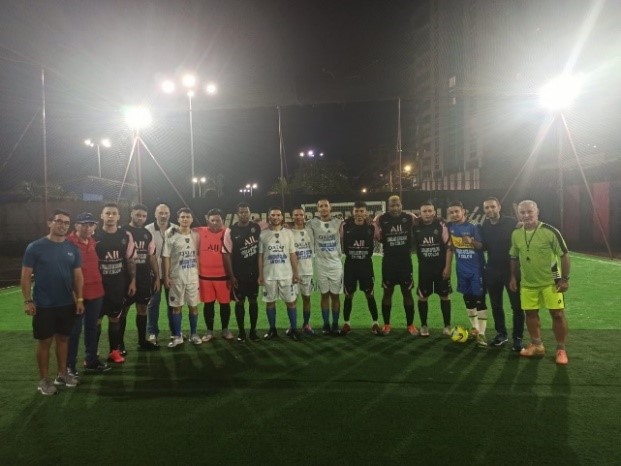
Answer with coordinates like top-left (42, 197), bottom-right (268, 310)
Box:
top-left (483, 196), bottom-right (501, 206)
top-left (177, 207), bottom-right (193, 217)
top-left (354, 200), bottom-right (367, 209)
top-left (518, 200), bottom-right (538, 210)
top-left (155, 203), bottom-right (170, 211)
top-left (268, 206), bottom-right (283, 214)
top-left (49, 209), bottom-right (70, 221)
top-left (448, 200), bottom-right (464, 208)
top-left (291, 205), bottom-right (304, 213)
top-left (388, 195), bottom-right (400, 203)
top-left (131, 203), bottom-right (148, 212)
top-left (316, 198), bottom-right (330, 205)
top-left (102, 202), bottom-right (118, 211)
top-left (237, 202), bottom-right (250, 210)
top-left (207, 208), bottom-right (223, 218)
top-left (420, 199), bottom-right (435, 208)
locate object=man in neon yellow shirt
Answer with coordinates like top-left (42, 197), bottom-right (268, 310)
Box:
top-left (509, 200), bottom-right (570, 365)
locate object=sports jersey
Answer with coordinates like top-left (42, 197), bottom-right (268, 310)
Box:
top-left (22, 237), bottom-right (81, 308)
top-left (125, 224), bottom-right (156, 275)
top-left (226, 221), bottom-right (261, 279)
top-left (67, 232), bottom-right (104, 300)
top-left (374, 211), bottom-right (416, 258)
top-left (510, 222), bottom-right (568, 288)
top-left (340, 218), bottom-right (375, 262)
top-left (259, 228), bottom-right (296, 281)
top-left (306, 217), bottom-right (343, 275)
top-left (145, 221), bottom-right (178, 277)
top-left (162, 227), bottom-right (199, 284)
top-left (448, 221), bottom-right (484, 276)
top-left (196, 227), bottom-right (232, 279)
top-left (413, 219), bottom-right (450, 269)
top-left (291, 227), bottom-right (314, 276)
top-left (94, 227), bottom-right (136, 289)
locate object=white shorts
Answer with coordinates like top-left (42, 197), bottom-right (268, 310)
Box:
top-left (262, 279), bottom-right (298, 303)
top-left (297, 275), bottom-right (314, 297)
top-left (168, 281), bottom-right (199, 308)
top-left (316, 271), bottom-right (343, 295)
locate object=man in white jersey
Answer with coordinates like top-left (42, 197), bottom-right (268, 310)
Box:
top-left (162, 208), bottom-right (201, 347)
top-left (258, 207), bottom-right (300, 341)
top-left (306, 199), bottom-right (343, 335)
top-left (291, 206), bottom-right (315, 335)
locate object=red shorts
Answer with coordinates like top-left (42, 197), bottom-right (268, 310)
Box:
top-left (199, 279), bottom-right (231, 304)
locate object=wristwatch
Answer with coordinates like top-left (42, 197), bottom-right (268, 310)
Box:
top-left (561, 275), bottom-right (570, 281)
top-left (24, 299), bottom-right (34, 304)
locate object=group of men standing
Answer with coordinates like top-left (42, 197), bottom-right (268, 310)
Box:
top-left (21, 195), bottom-right (571, 395)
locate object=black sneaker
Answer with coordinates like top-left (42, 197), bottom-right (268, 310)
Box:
top-left (249, 330), bottom-right (259, 341)
top-left (237, 331), bottom-right (247, 342)
top-left (83, 360), bottom-right (112, 372)
top-left (512, 338), bottom-right (524, 352)
top-left (321, 324), bottom-right (331, 335)
top-left (490, 335), bottom-right (508, 347)
top-left (263, 328), bottom-right (278, 340)
top-left (288, 329), bottom-right (300, 341)
top-left (119, 344), bottom-right (128, 357)
top-left (138, 341), bottom-right (160, 351)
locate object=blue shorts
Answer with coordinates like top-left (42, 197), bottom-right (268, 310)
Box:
top-left (457, 272), bottom-right (484, 296)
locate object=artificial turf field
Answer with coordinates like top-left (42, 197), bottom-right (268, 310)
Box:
top-left (0, 253), bottom-right (619, 465)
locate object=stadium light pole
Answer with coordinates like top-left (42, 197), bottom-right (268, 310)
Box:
top-left (161, 74), bottom-right (218, 198)
top-left (124, 106), bottom-right (152, 203)
top-left (84, 138), bottom-right (111, 178)
top-left (193, 176), bottom-right (207, 197)
top-left (538, 73), bottom-right (582, 232)
top-left (245, 183), bottom-right (258, 197)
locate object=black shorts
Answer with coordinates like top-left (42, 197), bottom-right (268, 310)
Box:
top-left (125, 275), bottom-right (154, 306)
top-left (417, 267), bottom-right (452, 298)
top-left (382, 256), bottom-right (413, 289)
top-left (101, 293), bottom-right (126, 319)
top-left (231, 276), bottom-right (259, 301)
top-left (344, 260), bottom-right (374, 295)
top-left (33, 304), bottom-right (76, 340)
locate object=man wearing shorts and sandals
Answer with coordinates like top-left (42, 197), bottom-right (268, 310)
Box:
top-left (509, 200), bottom-right (570, 365)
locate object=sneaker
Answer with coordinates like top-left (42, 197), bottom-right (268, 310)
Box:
top-left (168, 336), bottom-right (184, 348)
top-left (222, 329), bottom-right (235, 341)
top-left (321, 324), bottom-right (331, 335)
top-left (371, 323), bottom-right (383, 336)
top-left (476, 334), bottom-right (488, 348)
top-left (83, 360), bottom-right (112, 372)
top-left (490, 335), bottom-right (508, 347)
top-left (67, 367), bottom-right (79, 378)
top-left (520, 343), bottom-right (545, 357)
top-left (382, 324), bottom-right (392, 336)
top-left (249, 330), bottom-right (259, 341)
top-left (107, 349), bottom-right (125, 364)
top-left (37, 378), bottom-right (58, 396)
top-left (288, 328), bottom-right (300, 341)
top-left (237, 331), bottom-right (247, 342)
top-left (341, 323), bottom-right (351, 334)
top-left (442, 326), bottom-right (452, 336)
top-left (190, 334), bottom-right (203, 345)
top-left (555, 349), bottom-right (569, 365)
top-left (264, 328), bottom-right (278, 340)
top-left (201, 331), bottom-right (214, 342)
top-left (331, 327), bottom-right (343, 336)
top-left (512, 338), bottom-right (524, 352)
top-left (147, 334), bottom-right (157, 343)
top-left (54, 371), bottom-right (79, 388)
top-left (420, 325), bottom-right (430, 337)
top-left (138, 341), bottom-right (160, 351)
top-left (302, 323), bottom-right (314, 336)
top-left (407, 324), bottom-right (419, 336)
top-left (118, 343), bottom-right (128, 357)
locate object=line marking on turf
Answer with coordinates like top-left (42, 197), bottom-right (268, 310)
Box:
top-left (573, 255), bottom-right (621, 267)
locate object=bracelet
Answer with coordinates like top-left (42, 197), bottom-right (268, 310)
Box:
top-left (76, 298), bottom-right (84, 302)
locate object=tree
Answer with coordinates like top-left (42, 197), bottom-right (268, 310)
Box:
top-left (289, 159), bottom-right (353, 195)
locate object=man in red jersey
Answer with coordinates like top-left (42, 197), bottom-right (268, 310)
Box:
top-left (67, 213), bottom-right (111, 374)
top-left (196, 209), bottom-right (234, 342)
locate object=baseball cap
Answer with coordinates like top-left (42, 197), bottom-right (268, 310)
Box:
top-left (76, 212), bottom-right (97, 224)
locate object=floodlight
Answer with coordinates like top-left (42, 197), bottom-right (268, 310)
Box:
top-left (539, 74), bottom-right (583, 111)
top-left (200, 177), bottom-right (206, 183)
top-left (361, 188), bottom-right (367, 193)
top-left (101, 138), bottom-right (111, 148)
top-left (319, 152), bottom-right (324, 157)
top-left (182, 74), bottom-right (197, 88)
top-left (308, 150), bottom-right (314, 157)
top-left (252, 183), bottom-right (258, 189)
top-left (161, 80), bottom-right (175, 94)
top-left (299, 152), bottom-right (304, 157)
top-left (84, 139), bottom-right (94, 147)
top-left (125, 106), bottom-right (152, 130)
top-left (192, 177), bottom-right (198, 183)
top-left (205, 82), bottom-right (217, 95)
top-left (404, 164), bottom-right (412, 173)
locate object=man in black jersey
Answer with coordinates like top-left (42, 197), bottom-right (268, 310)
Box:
top-left (373, 195), bottom-right (418, 336)
top-left (225, 203), bottom-right (262, 341)
top-left (95, 203), bottom-right (136, 364)
top-left (413, 200), bottom-right (453, 337)
top-left (481, 197), bottom-right (524, 351)
top-left (120, 204), bottom-right (160, 352)
top-left (339, 201), bottom-right (381, 335)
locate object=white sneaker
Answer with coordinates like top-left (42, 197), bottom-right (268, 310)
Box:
top-left (420, 325), bottom-right (430, 337)
top-left (190, 334), bottom-right (202, 345)
top-left (168, 336), bottom-right (184, 348)
top-left (148, 334), bottom-right (157, 343)
top-left (222, 329), bottom-right (234, 340)
top-left (201, 331), bottom-right (214, 342)
top-left (442, 326), bottom-right (452, 336)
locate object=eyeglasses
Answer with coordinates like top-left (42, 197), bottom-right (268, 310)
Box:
top-left (52, 219), bottom-right (71, 226)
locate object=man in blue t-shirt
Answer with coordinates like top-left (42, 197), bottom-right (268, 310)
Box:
top-left (447, 201), bottom-right (488, 347)
top-left (21, 209), bottom-right (85, 396)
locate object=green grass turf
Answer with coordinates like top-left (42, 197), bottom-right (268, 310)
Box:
top-left (0, 252), bottom-right (619, 465)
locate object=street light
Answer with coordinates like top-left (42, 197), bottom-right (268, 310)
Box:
top-left (124, 105), bottom-right (152, 203)
top-left (160, 74), bottom-right (218, 198)
top-left (84, 137), bottom-right (111, 178)
top-left (245, 183), bottom-right (258, 196)
top-left (192, 176), bottom-right (207, 197)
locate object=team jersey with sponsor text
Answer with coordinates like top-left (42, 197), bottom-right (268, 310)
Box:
top-left (259, 228), bottom-right (296, 281)
top-left (306, 217), bottom-right (343, 275)
top-left (291, 227), bottom-right (314, 276)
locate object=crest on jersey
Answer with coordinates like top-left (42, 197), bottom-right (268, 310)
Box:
top-left (121, 238), bottom-right (127, 245)
top-left (143, 234), bottom-right (148, 240)
top-left (324, 223), bottom-right (329, 228)
top-left (434, 229), bottom-right (439, 235)
top-left (274, 233), bottom-right (280, 243)
top-left (250, 227), bottom-right (256, 234)
top-left (300, 231), bottom-right (305, 237)
top-left (402, 218), bottom-right (407, 223)
top-left (185, 238), bottom-right (190, 243)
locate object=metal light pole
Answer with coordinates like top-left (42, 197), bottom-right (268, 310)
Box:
top-left (245, 183), bottom-right (257, 197)
top-left (84, 138), bottom-right (110, 178)
top-left (188, 90), bottom-right (196, 198)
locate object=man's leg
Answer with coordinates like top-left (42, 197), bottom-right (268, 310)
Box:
top-left (381, 286), bottom-right (395, 334)
top-left (146, 285), bottom-right (162, 338)
top-left (506, 283), bottom-right (524, 349)
top-left (487, 278), bottom-right (507, 341)
top-left (54, 334), bottom-right (69, 376)
top-left (36, 337), bottom-right (53, 380)
top-left (83, 298), bottom-right (103, 366)
top-left (320, 292), bottom-right (331, 333)
top-left (402, 285), bottom-right (416, 331)
top-left (550, 309), bottom-right (568, 346)
top-left (330, 292), bottom-right (340, 332)
top-left (67, 313), bottom-right (84, 372)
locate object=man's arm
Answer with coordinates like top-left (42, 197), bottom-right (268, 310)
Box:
top-left (73, 268), bottom-right (85, 314)
top-left (258, 253), bottom-right (264, 285)
top-left (20, 266), bottom-right (36, 316)
top-left (148, 254), bottom-right (161, 293)
top-left (162, 257), bottom-right (171, 289)
top-left (557, 253), bottom-right (571, 292)
top-left (289, 251), bottom-right (299, 283)
top-left (509, 258), bottom-right (520, 292)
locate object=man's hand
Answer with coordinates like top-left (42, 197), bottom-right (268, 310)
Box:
top-left (25, 302), bottom-right (36, 316)
top-left (556, 279), bottom-right (569, 293)
top-left (76, 301), bottom-right (85, 315)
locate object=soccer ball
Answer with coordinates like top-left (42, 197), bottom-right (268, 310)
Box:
top-left (450, 325), bottom-right (469, 343)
